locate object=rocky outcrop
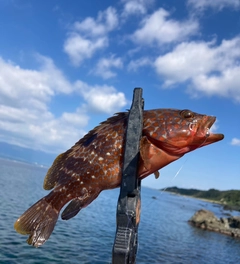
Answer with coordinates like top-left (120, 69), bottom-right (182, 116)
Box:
top-left (188, 209), bottom-right (240, 237)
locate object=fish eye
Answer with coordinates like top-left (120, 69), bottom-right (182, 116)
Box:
top-left (180, 110), bottom-right (194, 119)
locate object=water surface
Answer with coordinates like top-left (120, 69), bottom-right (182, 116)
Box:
top-left (0, 159), bottom-right (240, 263)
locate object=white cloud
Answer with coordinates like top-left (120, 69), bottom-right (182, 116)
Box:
top-left (64, 7), bottom-right (118, 66)
top-left (75, 80), bottom-right (127, 114)
top-left (0, 56), bottom-right (127, 153)
top-left (127, 57), bottom-right (152, 71)
top-left (64, 34), bottom-right (108, 66)
top-left (0, 103), bottom-right (88, 155)
top-left (121, 0), bottom-right (155, 16)
top-left (131, 8), bottom-right (199, 45)
top-left (188, 0), bottom-right (240, 11)
top-left (74, 7), bottom-right (118, 36)
top-left (155, 40), bottom-right (215, 85)
top-left (231, 138), bottom-right (240, 146)
top-left (93, 55), bottom-right (123, 79)
top-left (0, 56), bottom-right (86, 152)
top-left (154, 37), bottom-right (240, 101)
top-left (0, 56), bottom-right (72, 110)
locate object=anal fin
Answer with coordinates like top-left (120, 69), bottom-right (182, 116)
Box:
top-left (43, 153), bottom-right (65, 190)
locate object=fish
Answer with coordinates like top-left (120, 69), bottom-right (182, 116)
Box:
top-left (14, 109), bottom-right (224, 247)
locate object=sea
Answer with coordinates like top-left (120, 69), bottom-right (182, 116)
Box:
top-left (0, 158), bottom-right (240, 264)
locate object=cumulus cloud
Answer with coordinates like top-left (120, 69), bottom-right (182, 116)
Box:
top-left (131, 8), bottom-right (199, 45)
top-left (0, 56), bottom-right (86, 152)
top-left (74, 7), bottom-right (118, 36)
top-left (121, 0), bottom-right (155, 16)
top-left (64, 7), bottom-right (118, 66)
top-left (64, 35), bottom-right (108, 66)
top-left (0, 56), bottom-right (127, 153)
top-left (127, 57), bottom-right (152, 71)
top-left (75, 81), bottom-right (127, 114)
top-left (92, 55), bottom-right (123, 79)
top-left (187, 0), bottom-right (240, 11)
top-left (231, 138), bottom-right (240, 146)
top-left (0, 56), bottom-right (72, 111)
top-left (154, 37), bottom-right (240, 101)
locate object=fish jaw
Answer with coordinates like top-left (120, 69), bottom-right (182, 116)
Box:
top-left (204, 132), bottom-right (224, 146)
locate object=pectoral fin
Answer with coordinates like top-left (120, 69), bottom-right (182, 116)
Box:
top-left (61, 198), bottom-right (83, 220)
top-left (61, 189), bottom-right (101, 220)
top-left (154, 171), bottom-right (160, 179)
top-left (140, 136), bottom-right (154, 170)
top-left (139, 136), bottom-right (180, 179)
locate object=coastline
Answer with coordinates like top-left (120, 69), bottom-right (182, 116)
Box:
top-left (165, 191), bottom-right (223, 205)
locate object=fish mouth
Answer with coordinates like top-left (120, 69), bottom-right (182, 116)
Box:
top-left (202, 116), bottom-right (224, 146)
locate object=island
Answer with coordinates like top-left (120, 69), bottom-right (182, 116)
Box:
top-left (162, 186), bottom-right (240, 211)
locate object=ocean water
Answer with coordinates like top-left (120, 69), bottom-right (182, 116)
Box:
top-left (0, 158), bottom-right (240, 264)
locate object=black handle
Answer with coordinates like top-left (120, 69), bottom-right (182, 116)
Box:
top-left (112, 88), bottom-right (144, 264)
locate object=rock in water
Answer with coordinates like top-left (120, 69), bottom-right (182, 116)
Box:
top-left (189, 209), bottom-right (240, 237)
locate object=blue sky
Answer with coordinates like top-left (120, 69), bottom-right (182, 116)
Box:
top-left (0, 0), bottom-right (240, 190)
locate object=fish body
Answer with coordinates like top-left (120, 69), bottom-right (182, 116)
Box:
top-left (14, 109), bottom-right (224, 246)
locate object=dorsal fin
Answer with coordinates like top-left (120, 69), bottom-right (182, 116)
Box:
top-left (77, 112), bottom-right (128, 145)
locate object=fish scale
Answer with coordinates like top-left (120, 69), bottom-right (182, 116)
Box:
top-left (14, 108), bottom-right (224, 247)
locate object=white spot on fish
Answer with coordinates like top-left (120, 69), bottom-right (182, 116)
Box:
top-left (91, 175), bottom-right (95, 179)
top-left (80, 181), bottom-right (83, 184)
top-left (106, 152), bottom-right (111, 156)
top-left (98, 157), bottom-right (104, 161)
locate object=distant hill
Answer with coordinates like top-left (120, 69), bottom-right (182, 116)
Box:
top-left (163, 186), bottom-right (240, 211)
top-left (0, 141), bottom-right (56, 167)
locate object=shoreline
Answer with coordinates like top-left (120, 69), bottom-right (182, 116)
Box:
top-left (165, 190), bottom-right (240, 212)
top-left (165, 191), bottom-right (223, 205)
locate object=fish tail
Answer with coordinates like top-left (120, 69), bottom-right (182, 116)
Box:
top-left (14, 197), bottom-right (59, 247)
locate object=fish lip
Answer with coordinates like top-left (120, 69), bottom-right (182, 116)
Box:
top-left (206, 116), bottom-right (216, 137)
top-left (207, 116), bottom-right (216, 129)
top-left (204, 116), bottom-right (224, 143)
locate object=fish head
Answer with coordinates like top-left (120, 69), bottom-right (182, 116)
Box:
top-left (139, 109), bottom-right (224, 179)
top-left (143, 109), bottom-right (224, 156)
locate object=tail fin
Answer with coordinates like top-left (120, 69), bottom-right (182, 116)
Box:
top-left (14, 197), bottom-right (59, 247)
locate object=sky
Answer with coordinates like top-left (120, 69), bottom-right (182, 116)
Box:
top-left (0, 0), bottom-right (240, 190)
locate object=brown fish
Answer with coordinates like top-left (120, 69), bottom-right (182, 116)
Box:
top-left (14, 109), bottom-right (224, 247)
